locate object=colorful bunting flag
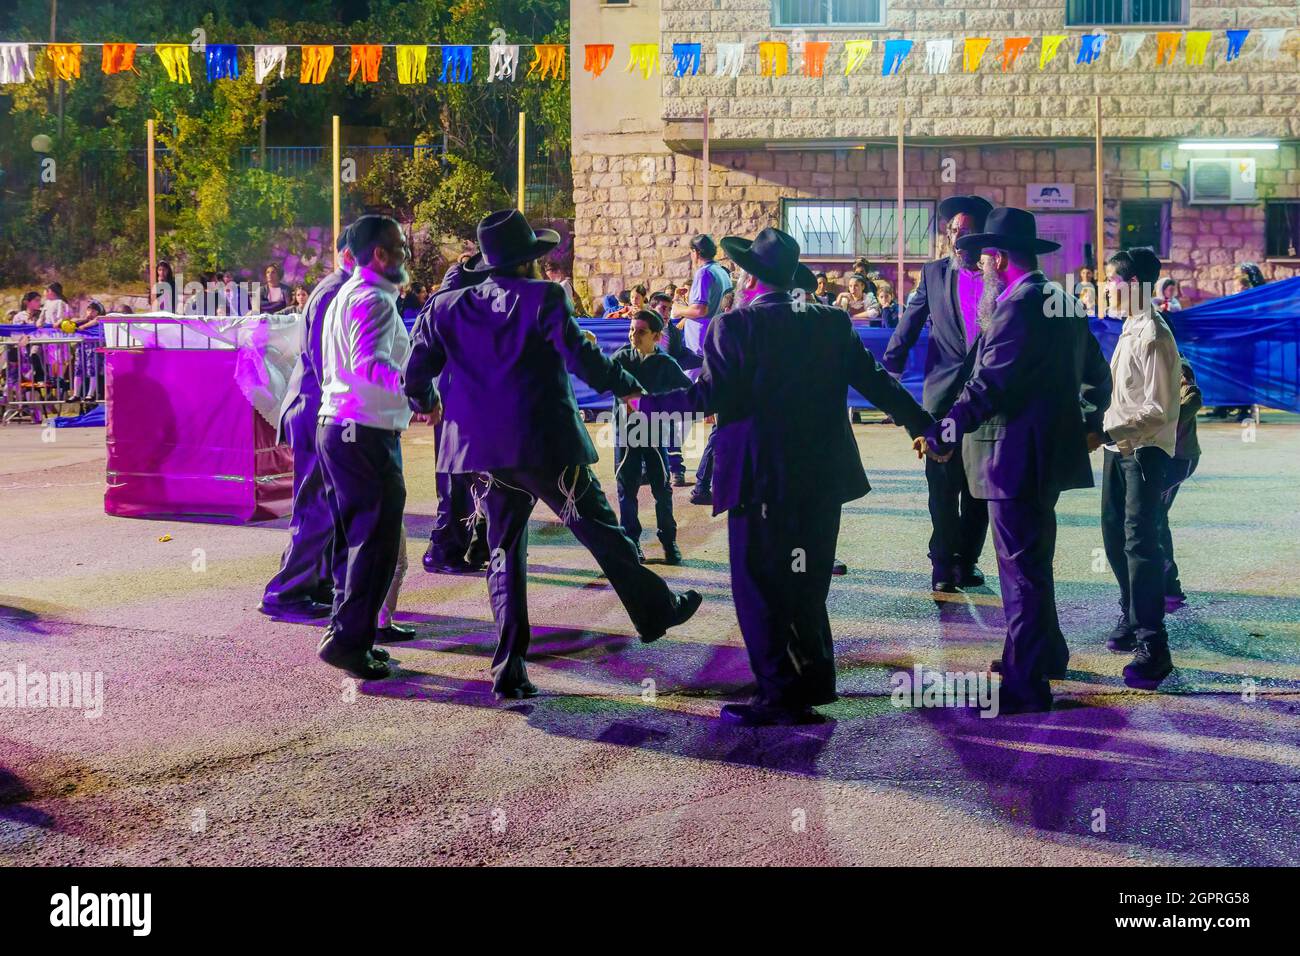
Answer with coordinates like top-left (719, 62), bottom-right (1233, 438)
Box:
top-left (672, 43), bottom-right (701, 77)
top-left (802, 41), bottom-right (830, 77)
top-left (441, 45), bottom-right (473, 83)
top-left (925, 39), bottom-right (953, 74)
top-left (254, 45), bottom-right (286, 84)
top-left (998, 36), bottom-right (1031, 71)
top-left (758, 42), bottom-right (788, 77)
top-left (1184, 31), bottom-right (1212, 66)
top-left (843, 39), bottom-right (873, 76)
top-left (156, 44), bottom-right (192, 84)
top-left (489, 42), bottom-right (520, 81)
top-left (1225, 30), bottom-right (1250, 63)
top-left (349, 45), bottom-right (382, 83)
top-left (1039, 35), bottom-right (1066, 69)
top-left (1257, 28), bottom-right (1287, 59)
top-left (205, 44), bottom-right (239, 82)
top-left (395, 45), bottom-right (427, 84)
top-left (1155, 32), bottom-right (1180, 66)
top-left (1077, 34), bottom-right (1106, 65)
top-left (882, 38), bottom-right (912, 75)
top-left (584, 44), bottom-right (614, 78)
top-left (715, 42), bottom-right (745, 78)
top-left (529, 44), bottom-right (565, 81)
top-left (46, 43), bottom-right (81, 81)
top-left (1116, 33), bottom-right (1145, 67)
top-left (963, 37), bottom-right (991, 73)
top-left (300, 45), bottom-right (333, 84)
top-left (101, 43), bottom-right (137, 76)
top-left (626, 43), bottom-right (658, 79)
top-left (0, 43), bottom-right (33, 84)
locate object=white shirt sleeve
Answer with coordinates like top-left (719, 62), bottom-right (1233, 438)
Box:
top-left (1109, 331), bottom-right (1180, 452)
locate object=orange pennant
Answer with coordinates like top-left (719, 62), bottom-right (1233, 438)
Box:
top-left (998, 37), bottom-right (1031, 72)
top-left (348, 44), bottom-right (382, 83)
top-left (300, 45), bottom-right (334, 83)
top-left (101, 43), bottom-right (138, 76)
top-left (583, 43), bottom-right (614, 78)
top-left (803, 41), bottom-right (830, 77)
top-left (1156, 32), bottom-right (1181, 66)
top-left (528, 44), bottom-right (566, 80)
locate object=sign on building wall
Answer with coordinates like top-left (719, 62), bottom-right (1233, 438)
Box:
top-left (1026, 183), bottom-right (1076, 209)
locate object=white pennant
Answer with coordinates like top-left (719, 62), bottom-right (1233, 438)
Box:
top-left (1256, 28), bottom-right (1287, 59)
top-left (489, 43), bottom-right (520, 81)
top-left (254, 45), bottom-right (287, 84)
top-left (925, 38), bottom-right (953, 74)
top-left (1117, 32), bottom-right (1146, 66)
top-left (715, 42), bottom-right (745, 78)
top-left (0, 43), bottom-right (34, 84)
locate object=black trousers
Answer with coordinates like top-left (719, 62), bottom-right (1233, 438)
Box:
top-left (695, 425), bottom-right (717, 490)
top-left (728, 497), bottom-right (841, 709)
top-left (1157, 456), bottom-right (1197, 590)
top-left (263, 399), bottom-right (333, 605)
top-left (1102, 447), bottom-right (1169, 641)
top-left (317, 421), bottom-right (407, 655)
top-left (987, 494), bottom-right (1066, 706)
top-left (482, 465), bottom-right (678, 692)
top-left (925, 442), bottom-right (989, 576)
top-left (614, 442), bottom-right (676, 545)
top-left (428, 421), bottom-right (488, 564)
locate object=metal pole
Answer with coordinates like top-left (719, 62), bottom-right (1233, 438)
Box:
top-left (702, 103), bottom-right (711, 235)
top-left (1095, 95), bottom-right (1105, 283)
top-left (896, 101), bottom-right (906, 305)
top-left (517, 111), bottom-right (526, 212)
top-left (332, 115), bottom-right (341, 268)
top-left (147, 118), bottom-right (157, 306)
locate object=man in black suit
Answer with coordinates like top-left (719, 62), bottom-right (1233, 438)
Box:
top-left (413, 254), bottom-right (489, 575)
top-left (637, 228), bottom-right (935, 726)
top-left (260, 226), bottom-right (354, 621)
top-left (924, 208), bottom-right (1112, 714)
top-left (405, 210), bottom-right (702, 699)
top-left (884, 195), bottom-right (993, 594)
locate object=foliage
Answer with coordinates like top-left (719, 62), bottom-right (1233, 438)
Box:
top-left (0, 0), bottom-right (570, 290)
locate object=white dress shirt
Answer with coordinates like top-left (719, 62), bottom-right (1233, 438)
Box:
top-left (319, 265), bottom-right (413, 431)
top-left (1103, 309), bottom-right (1181, 457)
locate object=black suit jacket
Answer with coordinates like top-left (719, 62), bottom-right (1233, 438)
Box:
top-left (927, 272), bottom-right (1112, 501)
top-left (642, 292), bottom-right (934, 515)
top-left (883, 257), bottom-right (976, 416)
top-left (405, 275), bottom-right (638, 474)
top-left (277, 267), bottom-right (349, 444)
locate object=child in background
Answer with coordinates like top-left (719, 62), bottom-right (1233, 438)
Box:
top-left (611, 309), bottom-right (692, 565)
top-left (878, 286), bottom-right (899, 327)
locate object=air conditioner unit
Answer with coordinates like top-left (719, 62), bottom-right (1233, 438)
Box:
top-left (1188, 158), bottom-right (1257, 204)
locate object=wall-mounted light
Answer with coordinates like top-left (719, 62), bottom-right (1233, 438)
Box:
top-left (1177, 141), bottom-right (1279, 151)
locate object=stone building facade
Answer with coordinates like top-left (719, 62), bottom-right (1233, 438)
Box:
top-left (571, 0), bottom-right (1300, 305)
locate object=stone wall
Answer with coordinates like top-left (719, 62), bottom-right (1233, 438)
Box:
top-left (660, 0), bottom-right (1300, 141)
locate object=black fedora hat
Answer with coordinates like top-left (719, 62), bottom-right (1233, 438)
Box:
top-left (955, 206), bottom-right (1061, 256)
top-left (938, 194), bottom-right (994, 229)
top-left (720, 227), bottom-right (816, 293)
top-left (464, 209), bottom-right (561, 273)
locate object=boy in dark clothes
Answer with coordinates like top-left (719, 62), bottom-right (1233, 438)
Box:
top-left (650, 291), bottom-right (697, 485)
top-left (611, 309), bottom-right (692, 564)
top-left (1159, 356), bottom-right (1202, 602)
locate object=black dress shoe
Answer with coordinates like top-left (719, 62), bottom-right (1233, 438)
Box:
top-left (688, 488), bottom-right (712, 506)
top-left (317, 645), bottom-right (390, 680)
top-left (719, 702), bottom-right (826, 727)
top-left (493, 680), bottom-right (539, 701)
top-left (957, 564), bottom-right (985, 588)
top-left (369, 645), bottom-right (391, 662)
top-left (831, 559), bottom-right (847, 576)
top-left (634, 542), bottom-right (645, 563)
top-left (991, 657), bottom-right (1068, 680)
top-left (259, 598), bottom-right (332, 621)
top-left (672, 473), bottom-right (687, 488)
top-left (640, 589), bottom-right (703, 643)
top-left (423, 551), bottom-right (481, 575)
top-left (662, 541), bottom-right (682, 565)
top-left (931, 578), bottom-right (957, 594)
top-left (376, 622), bottom-right (418, 643)
top-left (995, 692), bottom-right (1054, 716)
top-left (1106, 615), bottom-right (1138, 652)
top-left (1123, 640), bottom-right (1173, 689)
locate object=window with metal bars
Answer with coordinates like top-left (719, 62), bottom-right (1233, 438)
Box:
top-left (782, 199), bottom-right (936, 259)
top-left (774, 0), bottom-right (885, 28)
top-left (1119, 201), bottom-right (1171, 257)
top-left (1265, 201), bottom-right (1300, 259)
top-left (1065, 0), bottom-right (1186, 26)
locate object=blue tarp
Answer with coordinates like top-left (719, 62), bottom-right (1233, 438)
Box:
top-left (54, 405), bottom-right (106, 428)
top-left (1166, 276), bottom-right (1300, 412)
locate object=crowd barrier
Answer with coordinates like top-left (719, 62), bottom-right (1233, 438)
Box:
top-left (1, 325), bottom-right (102, 423)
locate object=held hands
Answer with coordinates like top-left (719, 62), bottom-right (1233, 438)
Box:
top-left (913, 436), bottom-right (953, 464)
top-left (412, 402), bottom-right (443, 427)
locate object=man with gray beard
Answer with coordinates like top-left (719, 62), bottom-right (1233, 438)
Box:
top-left (923, 208), bottom-right (1112, 714)
top-left (884, 196), bottom-right (993, 594)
